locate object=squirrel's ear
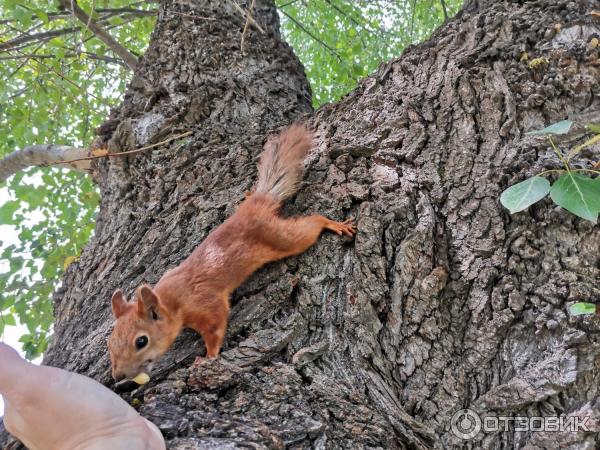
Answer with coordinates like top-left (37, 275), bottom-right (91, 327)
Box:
top-left (136, 285), bottom-right (160, 319)
top-left (111, 289), bottom-right (127, 318)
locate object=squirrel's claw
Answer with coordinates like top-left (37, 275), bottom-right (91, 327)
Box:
top-left (326, 218), bottom-right (357, 238)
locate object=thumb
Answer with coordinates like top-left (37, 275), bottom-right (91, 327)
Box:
top-left (0, 342), bottom-right (20, 358)
top-left (0, 342), bottom-right (30, 394)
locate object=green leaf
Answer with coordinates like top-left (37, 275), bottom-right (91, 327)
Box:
top-left (1, 314), bottom-right (16, 326)
top-left (585, 123), bottom-right (600, 134)
top-left (500, 176), bottom-right (551, 213)
top-left (526, 120), bottom-right (573, 136)
top-left (31, 8), bottom-right (49, 24)
top-left (12, 5), bottom-right (32, 28)
top-left (550, 172), bottom-right (600, 222)
top-left (0, 200), bottom-right (20, 224)
top-left (569, 302), bottom-right (597, 316)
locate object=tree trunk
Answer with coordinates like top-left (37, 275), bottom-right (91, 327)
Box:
top-left (3, 0), bottom-right (600, 448)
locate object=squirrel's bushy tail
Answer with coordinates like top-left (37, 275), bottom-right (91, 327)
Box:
top-left (254, 124), bottom-right (312, 202)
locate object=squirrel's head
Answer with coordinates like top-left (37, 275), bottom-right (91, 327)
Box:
top-left (108, 285), bottom-right (176, 381)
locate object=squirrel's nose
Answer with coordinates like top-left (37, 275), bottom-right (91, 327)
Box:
top-left (112, 370), bottom-right (126, 382)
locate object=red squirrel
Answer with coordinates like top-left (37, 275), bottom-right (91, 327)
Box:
top-left (108, 125), bottom-right (356, 381)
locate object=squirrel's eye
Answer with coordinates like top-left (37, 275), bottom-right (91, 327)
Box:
top-left (135, 336), bottom-right (148, 350)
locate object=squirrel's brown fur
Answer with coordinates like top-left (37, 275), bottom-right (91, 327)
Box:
top-left (108, 124), bottom-right (356, 381)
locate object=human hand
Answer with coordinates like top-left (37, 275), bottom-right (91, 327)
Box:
top-left (0, 342), bottom-right (165, 450)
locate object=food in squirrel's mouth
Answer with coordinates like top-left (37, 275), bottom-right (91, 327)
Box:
top-left (132, 373), bottom-right (150, 385)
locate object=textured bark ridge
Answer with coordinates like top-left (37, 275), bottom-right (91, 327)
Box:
top-left (2, 0), bottom-right (600, 449)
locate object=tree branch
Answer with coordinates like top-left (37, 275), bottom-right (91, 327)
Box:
top-left (0, 51), bottom-right (127, 66)
top-left (440, 0), bottom-right (449, 21)
top-left (0, 11), bottom-right (148, 53)
top-left (0, 145), bottom-right (92, 183)
top-left (0, 7), bottom-right (155, 26)
top-left (0, 131), bottom-right (192, 182)
top-left (0, 27), bottom-right (80, 52)
top-left (59, 0), bottom-right (139, 71)
top-left (47, 131), bottom-right (193, 166)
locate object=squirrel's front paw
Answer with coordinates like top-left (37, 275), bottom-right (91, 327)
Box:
top-left (326, 218), bottom-right (357, 238)
top-left (193, 354), bottom-right (219, 366)
top-left (193, 356), bottom-right (206, 366)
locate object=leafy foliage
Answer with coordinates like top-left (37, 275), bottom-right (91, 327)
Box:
top-left (0, 0), bottom-right (459, 358)
top-left (0, 0), bottom-right (156, 357)
top-left (277, 0), bottom-right (462, 106)
top-left (500, 120), bottom-right (600, 224)
top-left (0, 171), bottom-right (99, 357)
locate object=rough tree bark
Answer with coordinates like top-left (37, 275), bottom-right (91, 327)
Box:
top-left (2, 0), bottom-right (600, 448)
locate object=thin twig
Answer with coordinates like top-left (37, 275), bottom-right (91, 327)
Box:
top-left (77, 51), bottom-right (127, 66)
top-left (535, 169), bottom-right (565, 177)
top-left (440, 0), bottom-right (449, 21)
top-left (410, 0), bottom-right (417, 42)
top-left (567, 133), bottom-right (600, 161)
top-left (229, 0), bottom-right (265, 34)
top-left (48, 131), bottom-right (193, 166)
top-left (240, 0), bottom-right (256, 53)
top-left (278, 8), bottom-right (341, 60)
top-left (536, 168), bottom-right (600, 177)
top-left (278, 0), bottom-right (300, 7)
top-left (572, 168), bottom-right (600, 175)
top-left (74, 0), bottom-right (95, 55)
top-left (5, 42), bottom-right (45, 82)
top-left (548, 136), bottom-right (570, 171)
top-left (13, 48), bottom-right (105, 103)
top-left (95, 7), bottom-right (156, 17)
top-left (7, 87), bottom-right (30, 100)
top-left (323, 0), bottom-right (367, 48)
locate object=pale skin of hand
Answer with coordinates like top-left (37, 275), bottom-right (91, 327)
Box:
top-left (0, 343), bottom-right (165, 450)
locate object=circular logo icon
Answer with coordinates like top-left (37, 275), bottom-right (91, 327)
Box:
top-left (450, 409), bottom-right (481, 440)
